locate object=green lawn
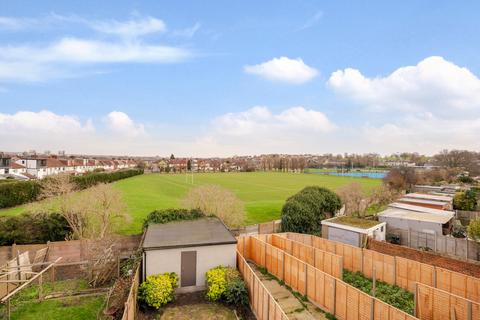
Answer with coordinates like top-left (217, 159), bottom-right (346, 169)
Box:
top-left (113, 172), bottom-right (381, 234)
top-left (0, 172), bottom-right (381, 235)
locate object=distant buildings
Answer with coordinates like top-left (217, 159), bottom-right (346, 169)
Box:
top-left (0, 153), bottom-right (137, 180)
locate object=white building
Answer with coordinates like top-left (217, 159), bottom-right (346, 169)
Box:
top-left (142, 218), bottom-right (237, 292)
top-left (321, 217), bottom-right (386, 247)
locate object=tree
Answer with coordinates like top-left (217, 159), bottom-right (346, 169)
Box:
top-left (383, 167), bottom-right (417, 192)
top-left (170, 154), bottom-right (175, 160)
top-left (181, 185), bottom-right (245, 228)
top-left (337, 183), bottom-right (365, 216)
top-left (281, 186), bottom-right (342, 234)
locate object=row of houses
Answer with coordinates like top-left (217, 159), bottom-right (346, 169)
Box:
top-left (0, 155), bottom-right (137, 180)
top-left (321, 189), bottom-right (456, 247)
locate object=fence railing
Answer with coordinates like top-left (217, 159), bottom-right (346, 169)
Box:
top-left (240, 235), bottom-right (417, 320)
top-left (237, 250), bottom-right (289, 320)
top-left (386, 227), bottom-right (480, 261)
top-left (121, 264), bottom-right (140, 320)
top-left (283, 232), bottom-right (480, 304)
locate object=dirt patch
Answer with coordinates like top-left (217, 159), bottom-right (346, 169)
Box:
top-left (368, 239), bottom-right (480, 277)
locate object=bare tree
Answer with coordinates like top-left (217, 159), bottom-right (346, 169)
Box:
top-left (337, 183), bottom-right (365, 216)
top-left (181, 185), bottom-right (245, 228)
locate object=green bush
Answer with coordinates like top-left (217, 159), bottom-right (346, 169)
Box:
top-left (343, 270), bottom-right (414, 314)
top-left (0, 169), bottom-right (143, 210)
top-left (205, 266), bottom-right (247, 306)
top-left (138, 272), bottom-right (178, 309)
top-left (72, 168), bottom-right (143, 189)
top-left (453, 190), bottom-right (478, 211)
top-left (143, 208), bottom-right (205, 228)
top-left (0, 213), bottom-right (71, 245)
top-left (0, 181), bottom-right (41, 208)
top-left (281, 186), bottom-right (342, 234)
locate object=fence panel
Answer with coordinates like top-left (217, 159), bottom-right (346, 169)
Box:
top-left (121, 264), bottom-right (140, 320)
top-left (435, 267), bottom-right (480, 303)
top-left (237, 251), bottom-right (288, 320)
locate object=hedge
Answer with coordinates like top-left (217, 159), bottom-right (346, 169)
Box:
top-left (143, 208), bottom-right (205, 228)
top-left (0, 180), bottom-right (42, 209)
top-left (0, 168), bottom-right (143, 209)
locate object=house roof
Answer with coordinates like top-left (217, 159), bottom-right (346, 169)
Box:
top-left (9, 163), bottom-right (25, 169)
top-left (142, 217), bottom-right (237, 250)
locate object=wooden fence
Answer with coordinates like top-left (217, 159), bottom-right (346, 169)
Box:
top-left (283, 232), bottom-right (480, 303)
top-left (121, 264), bottom-right (140, 320)
top-left (415, 283), bottom-right (480, 320)
top-left (237, 250), bottom-right (288, 320)
top-left (240, 235), bottom-right (417, 320)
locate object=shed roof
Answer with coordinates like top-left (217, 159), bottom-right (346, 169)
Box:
top-left (403, 193), bottom-right (452, 202)
top-left (379, 203), bottom-right (454, 224)
top-left (398, 198), bottom-right (448, 206)
top-left (142, 217), bottom-right (237, 250)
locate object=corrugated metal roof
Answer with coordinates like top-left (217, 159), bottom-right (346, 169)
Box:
top-left (142, 217), bottom-right (237, 250)
top-left (403, 193), bottom-right (452, 202)
top-left (379, 208), bottom-right (454, 224)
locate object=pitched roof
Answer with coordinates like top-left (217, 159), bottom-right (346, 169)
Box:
top-left (142, 217), bottom-right (237, 250)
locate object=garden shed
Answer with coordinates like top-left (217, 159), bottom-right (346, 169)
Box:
top-left (142, 217), bottom-right (237, 292)
top-left (321, 216), bottom-right (386, 247)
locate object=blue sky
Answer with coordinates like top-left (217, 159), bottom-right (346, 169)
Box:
top-left (1, 1), bottom-right (480, 156)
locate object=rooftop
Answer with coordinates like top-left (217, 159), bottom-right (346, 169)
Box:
top-left (388, 202), bottom-right (454, 216)
top-left (378, 207), bottom-right (454, 224)
top-left (329, 216), bottom-right (382, 229)
top-left (403, 193), bottom-right (452, 202)
top-left (142, 217), bottom-right (237, 250)
top-left (398, 198), bottom-right (449, 206)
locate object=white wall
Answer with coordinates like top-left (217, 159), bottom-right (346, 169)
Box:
top-left (144, 243), bottom-right (237, 290)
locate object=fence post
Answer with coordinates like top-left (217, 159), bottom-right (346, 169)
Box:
top-left (413, 283), bottom-right (418, 317)
top-left (434, 232), bottom-right (437, 252)
top-left (372, 267), bottom-right (376, 297)
top-left (38, 273), bottom-right (43, 300)
top-left (465, 238), bottom-right (469, 260)
top-left (467, 301), bottom-right (472, 320)
top-left (243, 237), bottom-right (246, 258)
top-left (408, 228), bottom-right (411, 247)
top-left (282, 251), bottom-right (285, 281)
top-left (370, 297), bottom-right (375, 320)
top-left (433, 267), bottom-right (437, 288)
top-left (332, 278), bottom-right (337, 316)
top-left (304, 264), bottom-right (308, 296)
top-left (393, 256), bottom-right (397, 286)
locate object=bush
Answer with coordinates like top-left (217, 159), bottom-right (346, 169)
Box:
top-left (468, 218), bottom-right (480, 241)
top-left (205, 266), bottom-right (247, 306)
top-left (72, 169), bottom-right (143, 189)
top-left (0, 213), bottom-right (71, 245)
top-left (138, 273), bottom-right (178, 309)
top-left (281, 186), bottom-right (342, 234)
top-left (453, 190), bottom-right (478, 211)
top-left (143, 209), bottom-right (205, 228)
top-left (0, 181), bottom-right (41, 208)
top-left (458, 175), bottom-right (475, 184)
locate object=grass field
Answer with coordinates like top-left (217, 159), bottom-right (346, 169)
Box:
top-left (0, 172), bottom-right (381, 235)
top-left (113, 172), bottom-right (381, 234)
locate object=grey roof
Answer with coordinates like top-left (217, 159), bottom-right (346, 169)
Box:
top-left (142, 217), bottom-right (237, 250)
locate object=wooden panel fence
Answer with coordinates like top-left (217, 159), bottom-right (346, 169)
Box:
top-left (415, 283), bottom-right (480, 320)
top-left (267, 234), bottom-right (343, 279)
top-left (121, 264), bottom-right (140, 320)
top-left (240, 235), bottom-right (417, 320)
top-left (284, 232), bottom-right (480, 303)
top-left (237, 250), bottom-right (288, 320)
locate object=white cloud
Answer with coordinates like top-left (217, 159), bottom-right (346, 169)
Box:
top-left (328, 56), bottom-right (480, 116)
top-left (105, 111), bottom-right (146, 138)
top-left (0, 37), bottom-right (191, 82)
top-left (171, 22), bottom-right (201, 38)
top-left (89, 16), bottom-right (166, 38)
top-left (297, 11), bottom-right (324, 31)
top-left (244, 57), bottom-right (318, 84)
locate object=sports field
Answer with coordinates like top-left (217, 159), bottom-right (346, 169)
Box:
top-left (0, 172), bottom-right (381, 235)
top-left (113, 172), bottom-right (381, 234)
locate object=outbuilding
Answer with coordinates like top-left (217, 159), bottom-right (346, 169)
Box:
top-left (321, 216), bottom-right (386, 247)
top-left (142, 217), bottom-right (237, 292)
top-left (378, 202), bottom-right (454, 235)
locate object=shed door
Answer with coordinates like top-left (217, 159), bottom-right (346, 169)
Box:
top-left (181, 251), bottom-right (197, 287)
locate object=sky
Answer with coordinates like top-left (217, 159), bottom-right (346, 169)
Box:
top-left (1, 0), bottom-right (480, 157)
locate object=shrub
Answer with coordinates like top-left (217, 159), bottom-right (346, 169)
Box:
top-left (205, 266), bottom-right (247, 305)
top-left (138, 272), bottom-right (178, 309)
top-left (0, 213), bottom-right (71, 245)
top-left (468, 218), bottom-right (480, 241)
top-left (0, 181), bottom-right (41, 208)
top-left (72, 169), bottom-right (143, 189)
top-left (458, 175), bottom-right (475, 184)
top-left (453, 190), bottom-right (478, 211)
top-left (143, 209), bottom-right (205, 228)
top-left (281, 186), bottom-right (342, 234)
